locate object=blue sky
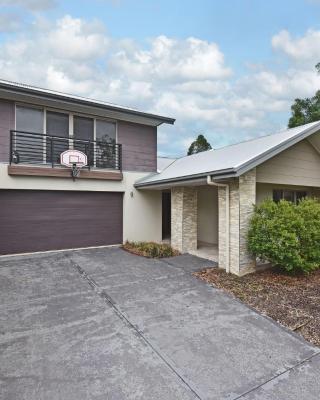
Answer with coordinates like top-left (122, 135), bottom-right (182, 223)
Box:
top-left (61, 1), bottom-right (319, 63)
top-left (1, 0), bottom-right (320, 156)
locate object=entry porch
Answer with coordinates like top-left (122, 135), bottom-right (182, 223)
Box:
top-left (161, 170), bottom-right (257, 276)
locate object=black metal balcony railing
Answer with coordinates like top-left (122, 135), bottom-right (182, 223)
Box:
top-left (10, 130), bottom-right (122, 170)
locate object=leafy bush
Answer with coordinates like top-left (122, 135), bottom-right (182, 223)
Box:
top-left (248, 198), bottom-right (320, 273)
top-left (123, 241), bottom-right (179, 258)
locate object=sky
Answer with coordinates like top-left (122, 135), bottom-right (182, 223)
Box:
top-left (1, 0), bottom-right (320, 157)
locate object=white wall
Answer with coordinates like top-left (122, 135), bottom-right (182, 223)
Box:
top-left (256, 139), bottom-right (320, 187)
top-left (123, 175), bottom-right (162, 243)
top-left (197, 185), bottom-right (218, 245)
top-left (0, 165), bottom-right (162, 243)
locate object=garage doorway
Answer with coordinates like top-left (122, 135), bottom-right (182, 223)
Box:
top-left (0, 190), bottom-right (123, 255)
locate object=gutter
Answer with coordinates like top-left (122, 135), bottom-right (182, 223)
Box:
top-left (207, 175), bottom-right (230, 273)
top-left (134, 167), bottom-right (236, 188)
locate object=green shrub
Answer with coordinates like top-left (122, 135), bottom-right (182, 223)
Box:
top-left (248, 198), bottom-right (320, 273)
top-left (123, 241), bottom-right (179, 258)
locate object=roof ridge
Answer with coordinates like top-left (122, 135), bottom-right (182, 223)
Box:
top-left (171, 121), bottom-right (320, 163)
top-left (215, 121), bottom-right (320, 151)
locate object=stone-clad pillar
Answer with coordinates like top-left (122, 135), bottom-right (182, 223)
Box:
top-left (229, 169), bottom-right (256, 275)
top-left (218, 169), bottom-right (256, 275)
top-left (239, 169), bottom-right (256, 274)
top-left (171, 187), bottom-right (197, 253)
top-left (218, 186), bottom-right (227, 270)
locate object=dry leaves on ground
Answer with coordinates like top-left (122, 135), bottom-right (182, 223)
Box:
top-left (194, 267), bottom-right (320, 347)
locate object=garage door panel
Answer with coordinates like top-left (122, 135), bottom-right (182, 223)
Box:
top-left (0, 190), bottom-right (123, 255)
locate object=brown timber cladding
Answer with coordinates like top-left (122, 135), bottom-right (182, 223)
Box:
top-left (7, 165), bottom-right (123, 180)
top-left (117, 121), bottom-right (157, 172)
top-left (0, 190), bottom-right (123, 255)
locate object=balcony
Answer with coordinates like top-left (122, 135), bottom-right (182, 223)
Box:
top-left (8, 130), bottom-right (123, 180)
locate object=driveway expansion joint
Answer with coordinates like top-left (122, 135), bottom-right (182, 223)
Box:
top-left (232, 351), bottom-right (320, 400)
top-left (65, 254), bottom-right (204, 400)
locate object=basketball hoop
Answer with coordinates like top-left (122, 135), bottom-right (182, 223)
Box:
top-left (60, 150), bottom-right (88, 181)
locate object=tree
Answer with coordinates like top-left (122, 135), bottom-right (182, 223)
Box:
top-left (288, 64), bottom-right (320, 128)
top-left (187, 134), bottom-right (212, 156)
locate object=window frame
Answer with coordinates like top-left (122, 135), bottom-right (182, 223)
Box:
top-left (15, 102), bottom-right (118, 142)
top-left (15, 103), bottom-right (45, 133)
top-left (14, 102), bottom-right (118, 168)
top-left (95, 118), bottom-right (117, 144)
top-left (272, 188), bottom-right (308, 204)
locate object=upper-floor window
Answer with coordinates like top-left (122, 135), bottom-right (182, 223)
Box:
top-left (96, 119), bottom-right (116, 143)
top-left (46, 111), bottom-right (69, 138)
top-left (73, 116), bottom-right (94, 165)
top-left (95, 120), bottom-right (117, 168)
top-left (74, 115), bottom-right (94, 141)
top-left (273, 189), bottom-right (307, 204)
top-left (46, 111), bottom-right (69, 163)
top-left (16, 105), bottom-right (117, 143)
top-left (16, 105), bottom-right (43, 134)
top-left (14, 105), bottom-right (118, 169)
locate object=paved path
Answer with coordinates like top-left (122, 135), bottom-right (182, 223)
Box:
top-left (0, 247), bottom-right (319, 399)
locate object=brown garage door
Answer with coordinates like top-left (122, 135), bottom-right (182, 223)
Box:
top-left (0, 190), bottom-right (123, 255)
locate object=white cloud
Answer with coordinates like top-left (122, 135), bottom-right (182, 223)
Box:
top-left (0, 0), bottom-right (56, 11)
top-left (109, 35), bottom-right (232, 82)
top-left (0, 13), bottom-right (24, 32)
top-left (0, 14), bottom-right (320, 155)
top-left (272, 29), bottom-right (320, 63)
top-left (46, 15), bottom-right (109, 61)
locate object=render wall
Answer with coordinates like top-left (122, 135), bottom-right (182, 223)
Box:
top-left (197, 186), bottom-right (218, 245)
top-left (0, 165), bottom-right (162, 243)
top-left (256, 139), bottom-right (320, 187)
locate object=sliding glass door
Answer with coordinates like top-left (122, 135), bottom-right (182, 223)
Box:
top-left (15, 105), bottom-right (44, 163)
top-left (73, 116), bottom-right (94, 165)
top-left (46, 111), bottom-right (69, 164)
top-left (96, 120), bottom-right (117, 168)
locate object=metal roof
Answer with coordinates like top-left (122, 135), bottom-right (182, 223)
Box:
top-left (136, 121), bottom-right (320, 187)
top-left (0, 79), bottom-right (175, 125)
top-left (157, 156), bottom-right (176, 172)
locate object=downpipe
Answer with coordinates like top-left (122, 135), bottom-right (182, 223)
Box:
top-left (207, 175), bottom-right (230, 273)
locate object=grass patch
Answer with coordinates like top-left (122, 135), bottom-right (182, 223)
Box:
top-left (123, 241), bottom-right (179, 258)
top-left (194, 267), bottom-right (320, 347)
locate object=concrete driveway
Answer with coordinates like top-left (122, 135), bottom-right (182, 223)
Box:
top-left (0, 247), bottom-right (319, 400)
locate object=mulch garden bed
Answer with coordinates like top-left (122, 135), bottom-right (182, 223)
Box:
top-left (122, 241), bottom-right (179, 258)
top-left (194, 267), bottom-right (320, 347)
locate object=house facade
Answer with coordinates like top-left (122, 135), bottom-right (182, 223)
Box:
top-left (137, 122), bottom-right (320, 275)
top-left (0, 80), bottom-right (174, 255)
top-left (1, 80), bottom-right (320, 276)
